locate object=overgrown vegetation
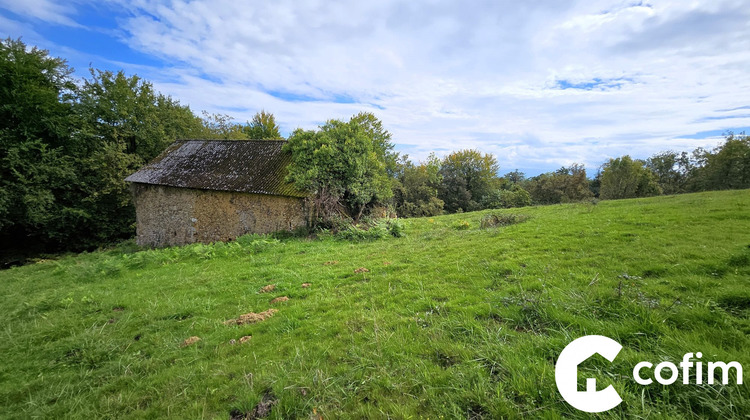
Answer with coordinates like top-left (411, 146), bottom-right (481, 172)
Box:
top-left (283, 113), bottom-right (397, 227)
top-left (1, 190), bottom-right (748, 418)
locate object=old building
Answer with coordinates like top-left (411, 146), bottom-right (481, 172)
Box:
top-left (125, 140), bottom-right (307, 247)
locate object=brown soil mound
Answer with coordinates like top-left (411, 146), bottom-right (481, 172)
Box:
top-left (301, 283), bottom-right (311, 288)
top-left (181, 336), bottom-right (201, 347)
top-left (270, 296), bottom-right (289, 304)
top-left (224, 309), bottom-right (278, 326)
top-left (354, 267), bottom-right (370, 274)
top-left (259, 284), bottom-right (276, 293)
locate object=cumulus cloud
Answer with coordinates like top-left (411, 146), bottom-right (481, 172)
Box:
top-left (5, 0), bottom-right (750, 173)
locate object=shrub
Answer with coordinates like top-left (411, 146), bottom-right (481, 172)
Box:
top-left (483, 185), bottom-right (532, 209)
top-left (480, 213), bottom-right (529, 229)
top-left (387, 218), bottom-right (406, 238)
top-left (335, 223), bottom-right (387, 240)
top-left (452, 220), bottom-right (471, 230)
top-left (332, 218), bottom-right (404, 240)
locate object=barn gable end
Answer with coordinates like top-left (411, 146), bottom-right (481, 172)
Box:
top-left (125, 140), bottom-right (307, 247)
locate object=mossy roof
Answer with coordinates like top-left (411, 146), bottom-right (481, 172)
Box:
top-left (125, 140), bottom-right (306, 198)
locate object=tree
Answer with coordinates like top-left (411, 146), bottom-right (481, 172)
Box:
top-left (393, 153), bottom-right (444, 217)
top-left (284, 113), bottom-right (394, 225)
top-left (504, 170), bottom-right (526, 185)
top-left (200, 111), bottom-right (248, 140)
top-left (77, 69), bottom-right (206, 161)
top-left (242, 110), bottom-right (281, 139)
top-left (481, 184), bottom-right (531, 208)
top-left (349, 112), bottom-right (400, 177)
top-left (525, 164), bottom-right (593, 204)
top-left (691, 133), bottom-right (750, 191)
top-left (600, 156), bottom-right (661, 199)
top-left (646, 151), bottom-right (692, 195)
top-left (438, 149), bottom-right (500, 212)
top-left (0, 38), bottom-right (78, 249)
top-left (71, 69), bottom-right (209, 246)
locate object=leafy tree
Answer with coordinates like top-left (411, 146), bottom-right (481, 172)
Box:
top-left (72, 70), bottom-right (208, 246)
top-left (77, 70), bottom-right (205, 161)
top-left (200, 111), bottom-right (248, 140)
top-left (600, 156), bottom-right (661, 199)
top-left (349, 112), bottom-right (400, 176)
top-left (393, 153), bottom-right (444, 217)
top-left (504, 170), bottom-right (526, 185)
top-left (0, 38), bottom-right (78, 249)
top-left (525, 164), bottom-right (593, 204)
top-left (646, 151), bottom-right (692, 195)
top-left (438, 149), bottom-right (500, 212)
top-left (284, 113), bottom-right (394, 225)
top-left (482, 184), bottom-right (532, 209)
top-left (525, 173), bottom-right (561, 205)
top-left (242, 110), bottom-right (281, 139)
top-left (691, 133), bottom-right (750, 191)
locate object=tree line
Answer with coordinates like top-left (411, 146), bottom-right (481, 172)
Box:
top-left (389, 133), bottom-right (749, 218)
top-left (2, 38), bottom-right (749, 256)
top-left (284, 117), bottom-right (749, 227)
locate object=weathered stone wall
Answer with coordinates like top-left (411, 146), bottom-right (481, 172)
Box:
top-left (131, 184), bottom-right (306, 247)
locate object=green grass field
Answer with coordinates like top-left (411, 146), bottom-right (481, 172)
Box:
top-left (1, 190), bottom-right (749, 419)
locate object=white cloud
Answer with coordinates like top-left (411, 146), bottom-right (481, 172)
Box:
top-left (0, 0), bottom-right (81, 27)
top-left (10, 0), bottom-right (750, 174)
top-left (0, 14), bottom-right (44, 42)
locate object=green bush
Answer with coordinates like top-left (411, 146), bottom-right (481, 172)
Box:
top-left (480, 213), bottom-right (529, 229)
top-left (387, 218), bottom-right (406, 238)
top-left (335, 223), bottom-right (388, 240)
top-left (452, 220), bottom-right (471, 230)
top-left (483, 185), bottom-right (532, 209)
top-left (333, 218), bottom-right (405, 240)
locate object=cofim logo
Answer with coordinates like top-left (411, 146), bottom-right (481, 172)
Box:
top-left (555, 335), bottom-right (744, 413)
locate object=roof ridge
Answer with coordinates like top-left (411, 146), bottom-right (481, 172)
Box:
top-left (175, 139), bottom-right (288, 143)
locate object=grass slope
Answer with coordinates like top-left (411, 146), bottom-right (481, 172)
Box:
top-left (1, 190), bottom-right (749, 419)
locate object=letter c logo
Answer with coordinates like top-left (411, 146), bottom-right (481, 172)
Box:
top-left (555, 335), bottom-right (623, 413)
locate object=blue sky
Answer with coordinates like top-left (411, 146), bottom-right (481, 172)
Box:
top-left (2, 0), bottom-right (749, 176)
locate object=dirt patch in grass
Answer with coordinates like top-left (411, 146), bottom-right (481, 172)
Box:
top-left (270, 296), bottom-right (289, 304)
top-left (259, 284), bottom-right (276, 293)
top-left (434, 350), bottom-right (459, 368)
top-left (301, 283), bottom-right (311, 288)
top-left (230, 391), bottom-right (278, 419)
top-left (224, 309), bottom-right (278, 326)
top-left (354, 267), bottom-right (370, 274)
top-left (181, 336), bottom-right (200, 347)
top-left (229, 336), bottom-right (252, 345)
top-left (323, 260), bottom-right (338, 266)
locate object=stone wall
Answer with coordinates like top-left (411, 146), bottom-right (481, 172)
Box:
top-left (131, 184), bottom-right (306, 247)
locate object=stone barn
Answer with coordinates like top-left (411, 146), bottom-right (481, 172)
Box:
top-left (125, 140), bottom-right (307, 247)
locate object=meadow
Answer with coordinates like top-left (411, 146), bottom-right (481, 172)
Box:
top-left (1, 190), bottom-right (749, 419)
